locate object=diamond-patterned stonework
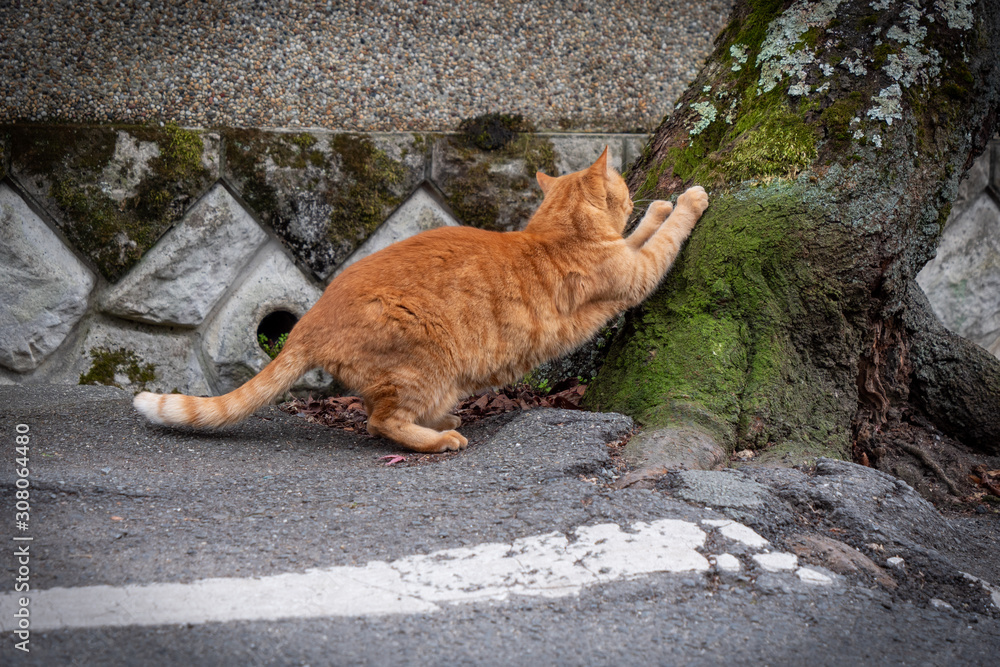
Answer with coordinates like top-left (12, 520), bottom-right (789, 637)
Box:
top-left (0, 184), bottom-right (95, 372)
top-left (101, 185), bottom-right (268, 327)
top-left (201, 242), bottom-right (325, 393)
top-left (223, 130), bottom-right (426, 280)
top-left (331, 187), bottom-right (460, 279)
top-left (11, 124), bottom-right (218, 281)
top-left (0, 125), bottom-right (657, 392)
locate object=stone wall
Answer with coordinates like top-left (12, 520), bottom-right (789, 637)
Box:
top-left (2, 124), bottom-right (997, 398)
top-left (0, 124), bottom-right (645, 395)
top-left (917, 136), bottom-right (1000, 358)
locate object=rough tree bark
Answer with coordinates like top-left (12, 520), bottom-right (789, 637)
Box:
top-left (585, 0), bottom-right (1000, 496)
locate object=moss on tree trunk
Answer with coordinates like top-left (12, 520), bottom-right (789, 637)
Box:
top-left (586, 0), bottom-right (1000, 476)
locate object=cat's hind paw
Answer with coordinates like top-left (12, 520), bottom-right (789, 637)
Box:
top-left (423, 414), bottom-right (461, 431)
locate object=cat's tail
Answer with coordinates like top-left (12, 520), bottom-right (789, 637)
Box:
top-left (133, 344), bottom-right (312, 429)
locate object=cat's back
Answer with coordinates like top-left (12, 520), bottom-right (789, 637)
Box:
top-left (337, 225), bottom-right (529, 289)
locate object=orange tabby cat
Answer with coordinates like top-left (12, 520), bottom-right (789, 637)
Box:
top-left (134, 147), bottom-right (708, 452)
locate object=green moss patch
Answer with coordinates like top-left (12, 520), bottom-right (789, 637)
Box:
top-left (223, 129), bottom-right (422, 277)
top-left (587, 184), bottom-right (854, 457)
top-left (711, 110), bottom-right (818, 182)
top-left (79, 346), bottom-right (156, 390)
top-left (438, 130), bottom-right (557, 231)
top-left (654, 86), bottom-right (820, 194)
top-left (12, 124), bottom-right (213, 281)
top-left (325, 134), bottom-right (407, 248)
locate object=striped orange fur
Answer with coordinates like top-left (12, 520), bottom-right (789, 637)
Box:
top-left (134, 147), bottom-right (708, 452)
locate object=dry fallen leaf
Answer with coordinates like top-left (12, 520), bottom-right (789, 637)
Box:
top-left (380, 455), bottom-right (406, 466)
top-left (281, 380), bottom-right (589, 436)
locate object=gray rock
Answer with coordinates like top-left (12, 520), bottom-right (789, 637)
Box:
top-left (72, 317), bottom-right (212, 395)
top-left (101, 185), bottom-right (268, 326)
top-left (0, 183), bottom-right (95, 372)
top-left (916, 194), bottom-right (1000, 356)
top-left (201, 242), bottom-right (326, 393)
top-left (623, 426), bottom-right (727, 471)
top-left (331, 187), bottom-right (459, 279)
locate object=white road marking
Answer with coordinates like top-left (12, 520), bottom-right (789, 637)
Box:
top-left (796, 567), bottom-right (833, 585)
top-left (712, 553), bottom-right (742, 572)
top-left (753, 552), bottom-right (799, 572)
top-left (1, 517), bottom-right (839, 632)
top-left (1, 519), bottom-right (709, 631)
top-left (701, 519), bottom-right (770, 547)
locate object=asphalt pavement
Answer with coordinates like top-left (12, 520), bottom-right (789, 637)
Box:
top-left (1, 385), bottom-right (998, 666)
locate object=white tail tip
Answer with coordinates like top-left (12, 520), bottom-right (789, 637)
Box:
top-left (133, 391), bottom-right (166, 425)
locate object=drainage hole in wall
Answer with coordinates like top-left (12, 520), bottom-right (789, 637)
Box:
top-left (257, 310), bottom-right (298, 359)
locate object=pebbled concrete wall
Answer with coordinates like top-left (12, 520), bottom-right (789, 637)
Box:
top-left (0, 125), bottom-right (646, 395)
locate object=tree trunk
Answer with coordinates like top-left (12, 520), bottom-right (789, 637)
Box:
top-left (585, 0), bottom-right (1000, 487)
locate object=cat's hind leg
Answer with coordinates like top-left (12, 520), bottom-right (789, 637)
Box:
top-left (419, 413), bottom-right (462, 431)
top-left (413, 388), bottom-right (462, 431)
top-left (366, 400), bottom-right (468, 453)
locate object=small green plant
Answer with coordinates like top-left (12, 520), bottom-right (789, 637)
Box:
top-left (258, 333), bottom-right (288, 360)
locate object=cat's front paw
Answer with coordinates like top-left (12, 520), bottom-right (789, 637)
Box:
top-left (677, 186), bottom-right (709, 216)
top-left (648, 200), bottom-right (674, 220)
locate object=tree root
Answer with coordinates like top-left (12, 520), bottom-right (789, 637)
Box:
top-left (897, 441), bottom-right (962, 497)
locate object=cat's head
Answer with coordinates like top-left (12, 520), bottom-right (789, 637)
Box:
top-left (535, 147), bottom-right (633, 233)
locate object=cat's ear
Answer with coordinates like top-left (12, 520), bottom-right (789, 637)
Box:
top-left (582, 146), bottom-right (611, 203)
top-left (536, 171), bottom-right (556, 194)
top-left (591, 146), bottom-right (610, 173)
